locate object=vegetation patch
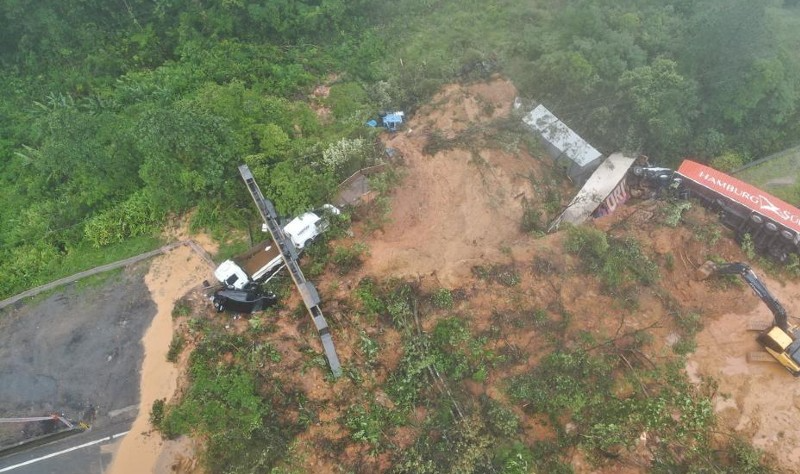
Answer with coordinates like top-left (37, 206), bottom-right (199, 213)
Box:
top-left (153, 328), bottom-right (298, 472)
top-left (331, 242), bottom-right (369, 274)
top-left (472, 264), bottom-right (521, 287)
top-left (564, 226), bottom-right (659, 293)
top-left (506, 350), bottom-right (769, 471)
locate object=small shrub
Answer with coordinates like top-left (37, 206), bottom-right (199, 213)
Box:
top-left (486, 400), bottom-right (520, 437)
top-left (423, 129), bottom-right (454, 155)
top-left (473, 264), bottom-right (521, 286)
top-left (665, 252), bottom-right (675, 270)
top-left (248, 316), bottom-right (264, 333)
top-left (521, 199), bottom-right (545, 234)
top-left (172, 301), bottom-right (191, 319)
top-left (322, 137), bottom-right (371, 175)
top-left (566, 227), bottom-right (658, 291)
top-left (355, 277), bottom-right (385, 317)
top-left (331, 242), bottom-right (369, 274)
top-left (531, 308), bottom-right (549, 326)
top-left (725, 437), bottom-right (772, 473)
top-left (787, 253), bottom-right (800, 277)
top-left (741, 233), bottom-right (756, 260)
top-left (359, 331), bottom-right (379, 364)
top-left (431, 288), bottom-right (454, 309)
top-left (564, 226), bottom-right (609, 269)
top-left (660, 201), bottom-right (692, 227)
top-left (498, 269), bottom-right (521, 286)
top-left (710, 150), bottom-right (745, 173)
top-left (166, 334), bottom-right (185, 363)
top-left (150, 398), bottom-right (166, 428)
top-left (673, 337), bottom-right (697, 355)
top-left (495, 442), bottom-right (535, 474)
top-left (343, 402), bottom-right (402, 448)
top-left (675, 311), bottom-right (703, 337)
top-left (532, 256), bottom-right (557, 275)
top-left (694, 224), bottom-right (722, 245)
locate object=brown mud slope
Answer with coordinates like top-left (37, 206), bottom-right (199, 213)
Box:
top-left (363, 78), bottom-right (549, 286)
top-left (349, 77), bottom-right (798, 472)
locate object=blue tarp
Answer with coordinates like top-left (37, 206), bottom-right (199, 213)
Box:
top-left (383, 113), bottom-right (404, 128)
top-left (366, 111), bottom-right (404, 131)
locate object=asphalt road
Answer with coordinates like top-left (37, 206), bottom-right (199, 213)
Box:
top-left (0, 415), bottom-right (135, 474)
top-left (0, 264), bottom-right (156, 473)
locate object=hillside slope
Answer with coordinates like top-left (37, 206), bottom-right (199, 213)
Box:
top-left (159, 77), bottom-right (793, 473)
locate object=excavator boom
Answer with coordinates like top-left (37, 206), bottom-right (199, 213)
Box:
top-left (711, 263), bottom-right (789, 332)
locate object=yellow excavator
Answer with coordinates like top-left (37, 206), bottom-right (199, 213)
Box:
top-left (700, 261), bottom-right (800, 376)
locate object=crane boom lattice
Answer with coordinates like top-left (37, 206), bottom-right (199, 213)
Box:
top-left (238, 165), bottom-right (342, 377)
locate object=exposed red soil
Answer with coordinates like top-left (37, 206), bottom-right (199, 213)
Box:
top-left (336, 76), bottom-right (800, 472)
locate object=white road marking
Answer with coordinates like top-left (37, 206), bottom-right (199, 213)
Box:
top-left (0, 431), bottom-right (128, 472)
top-left (107, 405), bottom-right (138, 418)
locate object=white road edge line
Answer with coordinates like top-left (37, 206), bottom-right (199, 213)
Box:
top-left (0, 431), bottom-right (129, 472)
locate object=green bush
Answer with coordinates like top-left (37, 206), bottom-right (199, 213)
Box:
top-left (342, 402), bottom-right (403, 449)
top-left (387, 339), bottom-right (435, 408)
top-left (565, 227), bottom-right (659, 291)
top-left (710, 151), bottom-right (746, 173)
top-left (150, 398), bottom-right (166, 428)
top-left (166, 334), bottom-right (185, 363)
top-left (331, 242), bottom-right (369, 274)
top-left (393, 415), bottom-right (494, 474)
top-left (520, 202), bottom-right (545, 234)
top-left (485, 400), bottom-right (520, 437)
top-left (83, 191), bottom-right (164, 247)
top-left (172, 301), bottom-right (191, 319)
top-left (343, 403), bottom-right (383, 446)
top-left (431, 288), bottom-right (454, 309)
top-left (659, 201), bottom-right (692, 227)
top-left (565, 226), bottom-right (610, 268)
top-left (355, 277), bottom-right (385, 318)
top-left (359, 331), bottom-right (379, 364)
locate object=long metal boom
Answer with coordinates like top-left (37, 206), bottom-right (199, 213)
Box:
top-left (715, 262), bottom-right (789, 332)
top-left (238, 165), bottom-right (342, 377)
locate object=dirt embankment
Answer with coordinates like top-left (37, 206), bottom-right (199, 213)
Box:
top-left (362, 78), bottom-right (548, 286)
top-left (321, 77), bottom-right (800, 472)
top-left (109, 232), bottom-right (216, 474)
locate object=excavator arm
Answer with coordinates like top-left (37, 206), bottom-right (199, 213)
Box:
top-left (712, 263), bottom-right (789, 332)
top-left (701, 261), bottom-right (800, 375)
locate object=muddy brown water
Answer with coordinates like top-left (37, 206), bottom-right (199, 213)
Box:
top-left (109, 241), bottom-right (213, 474)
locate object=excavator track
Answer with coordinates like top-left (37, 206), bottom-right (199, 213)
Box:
top-left (746, 320), bottom-right (772, 332)
top-left (747, 351), bottom-right (778, 364)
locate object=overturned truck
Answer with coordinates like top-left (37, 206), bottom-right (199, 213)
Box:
top-left (552, 156), bottom-right (800, 263)
top-left (674, 160), bottom-right (800, 262)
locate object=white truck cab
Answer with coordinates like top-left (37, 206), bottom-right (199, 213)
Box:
top-left (214, 260), bottom-right (251, 290)
top-left (215, 204), bottom-right (341, 289)
top-left (283, 204), bottom-right (341, 250)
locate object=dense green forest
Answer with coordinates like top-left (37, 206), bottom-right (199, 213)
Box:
top-left (2, 0), bottom-right (800, 296)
